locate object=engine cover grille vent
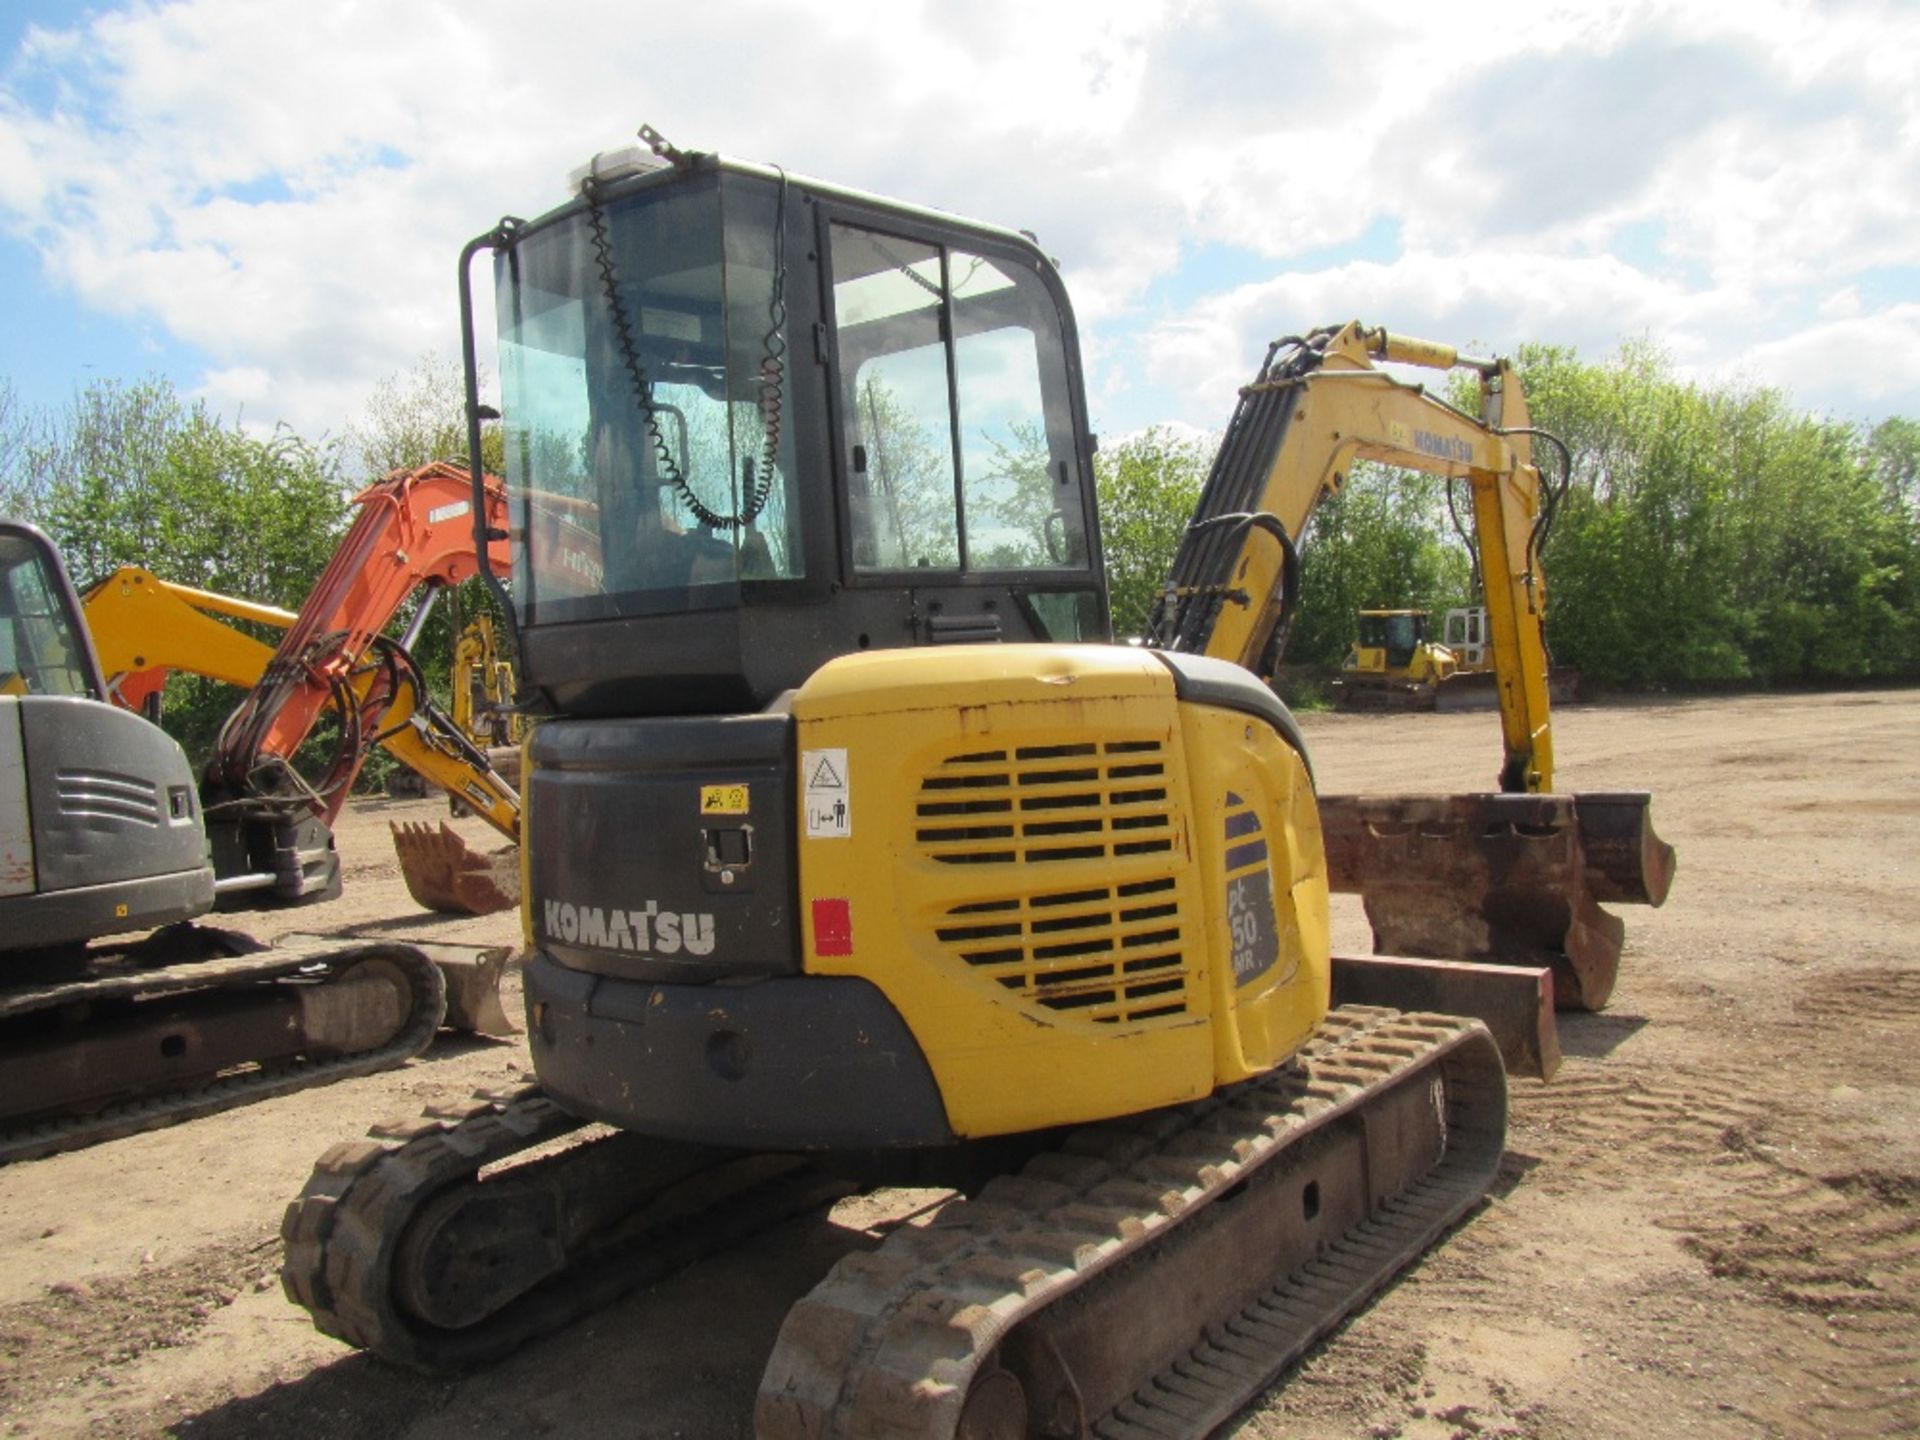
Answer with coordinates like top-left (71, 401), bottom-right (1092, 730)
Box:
top-left (56, 769), bottom-right (162, 828)
top-left (934, 876), bottom-right (1190, 1024)
top-left (914, 739), bottom-right (1175, 866)
top-left (918, 737), bottom-right (1190, 1025)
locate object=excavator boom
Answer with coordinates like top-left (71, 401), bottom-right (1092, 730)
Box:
top-left (1152, 322), bottom-right (1555, 789)
top-left (1150, 321), bottom-right (1672, 1007)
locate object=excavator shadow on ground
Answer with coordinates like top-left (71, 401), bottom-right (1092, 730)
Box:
top-left (180, 1205), bottom-right (890, 1440)
top-left (1556, 1011), bottom-right (1651, 1061)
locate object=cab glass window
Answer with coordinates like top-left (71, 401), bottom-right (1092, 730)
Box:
top-left (831, 229), bottom-right (959, 569)
top-left (496, 172), bottom-right (801, 625)
top-left (831, 223), bottom-right (1089, 576)
top-left (0, 531), bottom-right (94, 698)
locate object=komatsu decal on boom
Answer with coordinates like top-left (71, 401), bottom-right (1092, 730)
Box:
top-left (282, 133), bottom-right (1673, 1437)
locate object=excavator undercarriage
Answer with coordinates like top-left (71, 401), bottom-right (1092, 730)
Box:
top-left (0, 929), bottom-right (452, 1163)
top-left (285, 1007), bottom-right (1504, 1438)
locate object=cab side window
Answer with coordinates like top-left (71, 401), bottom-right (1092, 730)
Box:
top-left (831, 227), bottom-right (959, 570)
top-left (830, 223), bottom-right (1088, 575)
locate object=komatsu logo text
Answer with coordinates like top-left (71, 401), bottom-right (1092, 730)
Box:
top-left (543, 899), bottom-right (716, 957)
top-left (1413, 430), bottom-right (1474, 464)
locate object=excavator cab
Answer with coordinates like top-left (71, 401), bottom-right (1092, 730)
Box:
top-left (0, 524), bottom-right (102, 699)
top-left (0, 521), bottom-right (214, 951)
top-left (1355, 609), bottom-right (1430, 671)
top-left (485, 144), bottom-right (1108, 721)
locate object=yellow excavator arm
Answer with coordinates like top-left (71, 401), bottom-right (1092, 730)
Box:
top-left (449, 612), bottom-right (524, 749)
top-left (1150, 320), bottom-right (1670, 1010)
top-left (1154, 320), bottom-right (1560, 792)
top-left (83, 566), bottom-right (293, 709)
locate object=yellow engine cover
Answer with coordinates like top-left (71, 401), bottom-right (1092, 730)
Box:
top-left (791, 644), bottom-right (1329, 1139)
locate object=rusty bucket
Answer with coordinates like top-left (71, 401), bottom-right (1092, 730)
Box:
top-left (391, 820), bottom-right (520, 917)
top-left (1319, 791), bottom-right (1676, 1012)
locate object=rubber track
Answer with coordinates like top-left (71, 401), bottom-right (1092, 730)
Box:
top-left (0, 938), bottom-right (447, 1164)
top-left (755, 1007), bottom-right (1506, 1440)
top-left (281, 1086), bottom-right (856, 1372)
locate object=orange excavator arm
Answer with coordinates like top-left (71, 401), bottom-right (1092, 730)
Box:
top-left (206, 461), bottom-right (510, 827)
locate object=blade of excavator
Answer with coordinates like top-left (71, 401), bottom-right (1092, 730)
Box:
top-left (282, 933), bottom-right (517, 1037)
top-left (1431, 671), bottom-right (1500, 711)
top-left (1328, 677), bottom-right (1437, 712)
top-left (391, 820), bottom-right (520, 916)
top-left (411, 942), bottom-right (517, 1037)
top-left (1318, 791), bottom-right (1676, 1011)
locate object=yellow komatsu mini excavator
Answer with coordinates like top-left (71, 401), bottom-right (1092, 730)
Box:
top-left (282, 133), bottom-right (1672, 1437)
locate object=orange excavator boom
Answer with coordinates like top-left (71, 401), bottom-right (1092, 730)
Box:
top-left (206, 461), bottom-right (510, 827)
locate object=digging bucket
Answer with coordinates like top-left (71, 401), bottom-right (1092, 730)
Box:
top-left (1319, 791), bottom-right (1675, 1011)
top-left (391, 820), bottom-right (519, 917)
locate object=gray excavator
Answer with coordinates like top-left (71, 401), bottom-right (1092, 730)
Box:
top-left (0, 517), bottom-right (507, 1162)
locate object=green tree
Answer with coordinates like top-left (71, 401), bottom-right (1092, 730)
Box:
top-left (24, 378), bottom-right (345, 605)
top-left (351, 353), bottom-right (504, 479)
top-left (0, 378), bottom-right (40, 515)
top-left (1094, 426), bottom-right (1215, 638)
top-left (967, 420), bottom-right (1064, 570)
top-left (1517, 343), bottom-right (1919, 686)
top-left (14, 377), bottom-right (350, 764)
top-left (853, 372), bottom-right (959, 568)
top-left (1867, 417), bottom-right (1920, 519)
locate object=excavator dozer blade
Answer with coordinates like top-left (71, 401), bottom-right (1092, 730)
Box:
top-left (410, 942), bottom-right (517, 1037)
top-left (1319, 791), bottom-right (1675, 1012)
top-left (1432, 671), bottom-right (1501, 712)
top-left (1329, 676), bottom-right (1437, 711)
top-left (391, 821), bottom-right (520, 917)
top-left (281, 934), bottom-right (517, 1039)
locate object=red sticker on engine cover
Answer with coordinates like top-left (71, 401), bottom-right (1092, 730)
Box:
top-left (812, 897), bottom-right (853, 957)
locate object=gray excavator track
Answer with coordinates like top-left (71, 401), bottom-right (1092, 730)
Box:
top-left (0, 935), bottom-right (447, 1164)
top-left (756, 1007), bottom-right (1507, 1440)
top-left (281, 1084), bottom-right (856, 1372)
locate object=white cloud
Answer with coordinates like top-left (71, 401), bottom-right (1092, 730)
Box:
top-left (1729, 304), bottom-right (1920, 419)
top-left (0, 0), bottom-right (1916, 442)
top-left (1137, 249), bottom-right (1720, 424)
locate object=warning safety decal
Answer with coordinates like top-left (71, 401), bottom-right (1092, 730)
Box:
top-left (802, 748), bottom-right (851, 839)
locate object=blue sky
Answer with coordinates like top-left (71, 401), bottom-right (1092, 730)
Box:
top-left (0, 2), bottom-right (209, 415)
top-left (3, 0), bottom-right (1917, 448)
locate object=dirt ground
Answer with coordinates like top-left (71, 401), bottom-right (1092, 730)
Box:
top-left (1, 689), bottom-right (1915, 1439)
